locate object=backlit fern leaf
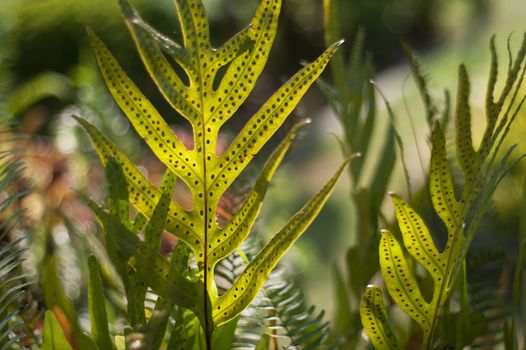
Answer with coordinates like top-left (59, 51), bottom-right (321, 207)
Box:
top-left (360, 286), bottom-right (400, 350)
top-left (218, 243), bottom-right (266, 350)
top-left (361, 35), bottom-right (526, 349)
top-left (78, 0), bottom-right (348, 343)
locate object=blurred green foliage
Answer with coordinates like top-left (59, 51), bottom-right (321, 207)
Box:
top-left (1, 0), bottom-right (526, 348)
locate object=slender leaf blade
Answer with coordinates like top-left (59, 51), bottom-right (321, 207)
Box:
top-left (214, 157), bottom-right (351, 325)
top-left (360, 285), bottom-right (400, 350)
top-left (211, 41), bottom-right (343, 194)
top-left (403, 43), bottom-right (438, 126)
top-left (430, 121), bottom-right (461, 234)
top-left (379, 230), bottom-right (431, 332)
top-left (322, 0), bottom-right (345, 92)
top-left (208, 120), bottom-right (309, 262)
top-left (88, 256), bottom-right (113, 350)
top-left (41, 311), bottom-right (73, 350)
top-left (86, 28), bottom-right (201, 190)
top-left (390, 194), bottom-right (445, 282)
top-left (455, 65), bottom-right (477, 183)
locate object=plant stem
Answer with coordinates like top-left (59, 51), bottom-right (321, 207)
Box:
top-left (205, 324), bottom-right (212, 350)
top-left (197, 31), bottom-right (212, 348)
top-left (269, 309), bottom-right (278, 350)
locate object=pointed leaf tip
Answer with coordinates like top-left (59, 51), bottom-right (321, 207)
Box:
top-left (213, 155), bottom-right (352, 325)
top-left (118, 0), bottom-right (135, 18)
top-left (292, 118), bottom-right (312, 130)
top-left (86, 26), bottom-right (95, 38)
top-left (329, 39), bottom-right (345, 54)
top-left (343, 154), bottom-right (359, 166)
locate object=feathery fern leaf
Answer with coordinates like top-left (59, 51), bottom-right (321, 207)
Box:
top-left (0, 131), bottom-right (35, 350)
top-left (230, 258), bottom-right (333, 350)
top-left (260, 278), bottom-right (332, 350)
top-left (78, 0), bottom-right (348, 344)
top-left (468, 253), bottom-right (509, 348)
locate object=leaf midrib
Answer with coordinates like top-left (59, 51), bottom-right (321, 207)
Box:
top-left (183, 0), bottom-right (216, 336)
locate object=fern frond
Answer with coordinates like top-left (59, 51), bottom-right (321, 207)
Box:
top-left (260, 277), bottom-right (332, 349)
top-left (0, 130), bottom-right (36, 350)
top-left (468, 250), bottom-right (510, 348)
top-left (88, 255), bottom-right (113, 350)
top-left (79, 0), bottom-right (348, 341)
top-left (362, 34), bottom-right (526, 349)
top-left (403, 43), bottom-right (439, 127)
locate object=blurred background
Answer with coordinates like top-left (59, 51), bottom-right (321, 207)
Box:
top-left (1, 0), bottom-right (526, 346)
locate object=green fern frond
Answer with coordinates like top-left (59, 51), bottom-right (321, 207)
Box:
top-left (0, 130), bottom-right (36, 350)
top-left (88, 255), bottom-right (113, 350)
top-left (467, 250), bottom-right (510, 348)
top-left (361, 34), bottom-right (526, 349)
top-left (260, 277), bottom-right (332, 350)
top-left (78, 0), bottom-right (348, 344)
top-left (402, 43), bottom-right (439, 127)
